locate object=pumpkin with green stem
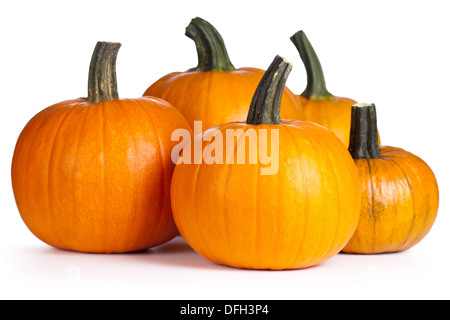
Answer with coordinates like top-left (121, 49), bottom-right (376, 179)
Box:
top-left (144, 17), bottom-right (301, 130)
top-left (342, 103), bottom-right (439, 254)
top-left (290, 30), bottom-right (357, 146)
top-left (170, 55), bottom-right (361, 270)
top-left (11, 42), bottom-right (191, 253)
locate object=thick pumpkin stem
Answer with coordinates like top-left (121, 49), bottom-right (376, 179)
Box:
top-left (185, 17), bottom-right (235, 72)
top-left (290, 30), bottom-right (333, 100)
top-left (246, 55), bottom-right (292, 125)
top-left (348, 103), bottom-right (381, 159)
top-left (87, 41), bottom-right (122, 103)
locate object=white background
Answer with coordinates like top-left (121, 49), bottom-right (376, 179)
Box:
top-left (1, 0), bottom-right (449, 300)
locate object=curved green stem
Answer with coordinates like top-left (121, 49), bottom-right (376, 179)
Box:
top-left (290, 30), bottom-right (333, 100)
top-left (87, 41), bottom-right (122, 103)
top-left (246, 55), bottom-right (292, 125)
top-left (185, 17), bottom-right (235, 72)
top-left (348, 103), bottom-right (381, 159)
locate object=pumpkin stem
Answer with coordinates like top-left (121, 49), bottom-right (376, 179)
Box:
top-left (246, 55), bottom-right (292, 125)
top-left (87, 41), bottom-right (122, 103)
top-left (185, 17), bottom-right (235, 72)
top-left (348, 103), bottom-right (381, 159)
top-left (290, 30), bottom-right (333, 100)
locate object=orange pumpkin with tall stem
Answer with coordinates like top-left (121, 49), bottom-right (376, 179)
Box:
top-left (171, 56), bottom-right (361, 270)
top-left (144, 17), bottom-right (301, 130)
top-left (11, 42), bottom-right (191, 253)
top-left (290, 30), bottom-right (357, 146)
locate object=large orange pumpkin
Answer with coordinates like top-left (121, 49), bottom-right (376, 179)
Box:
top-left (11, 42), bottom-right (191, 253)
top-left (290, 30), bottom-right (357, 146)
top-left (143, 17), bottom-right (301, 130)
top-left (170, 56), bottom-right (361, 270)
top-left (342, 103), bottom-right (439, 254)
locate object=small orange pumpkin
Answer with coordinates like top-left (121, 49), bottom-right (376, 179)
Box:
top-left (143, 17), bottom-right (301, 130)
top-left (342, 103), bottom-right (439, 254)
top-left (170, 56), bottom-right (361, 270)
top-left (290, 31), bottom-right (357, 146)
top-left (11, 42), bottom-right (191, 253)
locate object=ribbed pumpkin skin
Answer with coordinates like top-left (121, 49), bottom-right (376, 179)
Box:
top-left (299, 96), bottom-right (357, 147)
top-left (171, 120), bottom-right (361, 270)
top-left (342, 146), bottom-right (439, 254)
top-left (143, 68), bottom-right (302, 130)
top-left (12, 97), bottom-right (191, 253)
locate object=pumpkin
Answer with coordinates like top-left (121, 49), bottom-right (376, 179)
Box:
top-left (290, 30), bottom-right (357, 146)
top-left (170, 55), bottom-right (361, 270)
top-left (11, 42), bottom-right (191, 253)
top-left (342, 103), bottom-right (439, 254)
top-left (143, 17), bottom-right (301, 130)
